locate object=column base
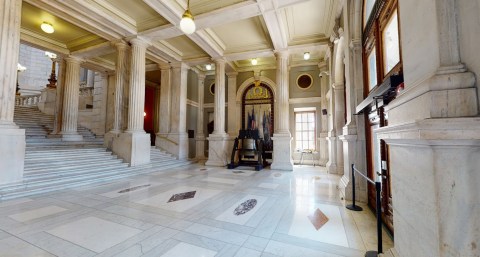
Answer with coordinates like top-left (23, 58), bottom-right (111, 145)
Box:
top-left (62, 133), bottom-right (83, 141)
top-left (205, 133), bottom-right (231, 167)
top-left (155, 132), bottom-right (188, 159)
top-left (195, 135), bottom-right (206, 160)
top-left (0, 127), bottom-right (25, 185)
top-left (104, 131), bottom-right (120, 150)
top-left (112, 131), bottom-right (151, 166)
top-left (271, 133), bottom-right (293, 171)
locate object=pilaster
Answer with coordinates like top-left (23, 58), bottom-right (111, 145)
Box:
top-left (61, 56), bottom-right (83, 141)
top-left (227, 72), bottom-right (238, 136)
top-left (105, 41), bottom-right (128, 149)
top-left (0, 0), bottom-right (25, 185)
top-left (195, 72), bottom-right (206, 160)
top-left (157, 62), bottom-right (189, 159)
top-left (52, 57), bottom-right (66, 134)
top-left (271, 50), bottom-right (293, 171)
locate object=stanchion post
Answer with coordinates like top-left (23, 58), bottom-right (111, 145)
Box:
top-left (346, 164), bottom-right (363, 211)
top-left (375, 181), bottom-right (383, 254)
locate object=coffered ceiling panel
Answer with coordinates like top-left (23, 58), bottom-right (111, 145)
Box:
top-left (103, 0), bottom-right (169, 31)
top-left (189, 0), bottom-right (246, 15)
top-left (162, 35), bottom-right (209, 60)
top-left (212, 17), bottom-right (272, 54)
top-left (283, 0), bottom-right (334, 46)
top-left (234, 56), bottom-right (276, 69)
top-left (21, 2), bottom-right (105, 48)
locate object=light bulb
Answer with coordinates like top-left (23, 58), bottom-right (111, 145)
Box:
top-left (251, 58), bottom-right (258, 65)
top-left (41, 22), bottom-right (54, 34)
top-left (303, 52), bottom-right (310, 60)
top-left (206, 64), bottom-right (212, 70)
top-left (45, 51), bottom-right (57, 59)
top-left (180, 10), bottom-right (196, 35)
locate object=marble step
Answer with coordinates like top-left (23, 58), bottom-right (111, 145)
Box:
top-left (24, 156), bottom-right (121, 169)
top-left (378, 249), bottom-right (398, 257)
top-left (25, 150), bottom-right (110, 158)
top-left (0, 160), bottom-right (192, 200)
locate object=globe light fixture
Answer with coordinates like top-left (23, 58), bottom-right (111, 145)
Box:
top-left (41, 22), bottom-right (54, 34)
top-left (303, 52), bottom-right (310, 60)
top-left (180, 0), bottom-right (196, 34)
top-left (206, 64), bottom-right (212, 70)
top-left (251, 58), bottom-right (258, 65)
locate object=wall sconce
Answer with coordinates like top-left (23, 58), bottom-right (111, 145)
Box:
top-left (303, 52), bottom-right (310, 60)
top-left (41, 22), bottom-right (54, 34)
top-left (206, 64), bottom-right (212, 70)
top-left (180, 0), bottom-right (196, 34)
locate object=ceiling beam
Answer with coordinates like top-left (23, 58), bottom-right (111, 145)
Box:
top-left (20, 29), bottom-right (70, 55)
top-left (71, 41), bottom-right (115, 59)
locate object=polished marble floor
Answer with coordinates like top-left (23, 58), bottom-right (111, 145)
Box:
top-left (0, 163), bottom-right (393, 257)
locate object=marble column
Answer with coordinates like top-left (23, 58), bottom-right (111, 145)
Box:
top-left (271, 50), bottom-right (293, 171)
top-left (104, 41), bottom-right (128, 149)
top-left (206, 58), bottom-right (229, 166)
top-left (318, 62), bottom-right (329, 166)
top-left (155, 64), bottom-right (171, 151)
top-left (227, 72), bottom-right (239, 136)
top-left (340, 38), bottom-right (367, 202)
top-left (195, 73), bottom-right (206, 160)
top-left (52, 57), bottom-right (66, 134)
top-left (159, 62), bottom-right (189, 159)
top-left (112, 38), bottom-right (150, 166)
top-left (61, 56), bottom-right (83, 141)
top-left (86, 70), bottom-right (95, 87)
top-left (0, 0), bottom-right (25, 184)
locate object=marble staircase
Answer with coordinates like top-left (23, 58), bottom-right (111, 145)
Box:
top-left (0, 107), bottom-right (192, 200)
top-left (379, 248), bottom-right (398, 257)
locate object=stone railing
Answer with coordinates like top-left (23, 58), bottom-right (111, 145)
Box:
top-left (79, 86), bottom-right (94, 96)
top-left (15, 94), bottom-right (42, 107)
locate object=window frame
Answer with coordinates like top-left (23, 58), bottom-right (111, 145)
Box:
top-left (294, 111), bottom-right (317, 151)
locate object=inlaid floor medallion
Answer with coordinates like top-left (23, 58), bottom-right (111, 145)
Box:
top-left (308, 208), bottom-right (329, 230)
top-left (168, 191), bottom-right (197, 203)
top-left (232, 170), bottom-right (245, 174)
top-left (233, 199), bottom-right (257, 215)
top-left (117, 184), bottom-right (151, 194)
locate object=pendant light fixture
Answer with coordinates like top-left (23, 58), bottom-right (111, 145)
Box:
top-left (180, 0), bottom-right (196, 34)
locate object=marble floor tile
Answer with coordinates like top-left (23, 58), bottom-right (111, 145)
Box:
top-left (100, 182), bottom-right (163, 198)
top-left (264, 240), bottom-right (343, 257)
top-left (219, 170), bottom-right (256, 176)
top-left (243, 236), bottom-right (270, 252)
top-left (160, 242), bottom-right (217, 257)
top-left (234, 247), bottom-right (262, 257)
top-left (257, 183), bottom-right (280, 189)
top-left (8, 205), bottom-right (68, 222)
top-left (0, 198), bottom-right (33, 208)
top-left (0, 236), bottom-right (55, 257)
top-left (202, 177), bottom-right (241, 185)
top-left (216, 195), bottom-right (268, 225)
top-left (171, 174), bottom-right (192, 179)
top-left (46, 216), bottom-right (142, 253)
top-left (135, 186), bottom-right (221, 212)
top-left (288, 203), bottom-right (349, 247)
top-left (185, 223), bottom-right (249, 246)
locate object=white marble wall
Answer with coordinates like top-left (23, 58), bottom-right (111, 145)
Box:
top-left (17, 44), bottom-right (52, 95)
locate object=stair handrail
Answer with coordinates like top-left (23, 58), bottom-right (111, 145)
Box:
top-left (346, 164), bottom-right (384, 257)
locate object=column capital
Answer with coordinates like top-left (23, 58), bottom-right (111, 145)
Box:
top-left (129, 37), bottom-right (150, 48)
top-left (170, 61), bottom-right (190, 70)
top-left (158, 63), bottom-right (171, 70)
top-left (274, 49), bottom-right (289, 59)
top-left (226, 71), bottom-right (238, 78)
top-left (65, 56), bottom-right (84, 64)
top-left (197, 73), bottom-right (206, 81)
top-left (213, 58), bottom-right (226, 65)
top-left (114, 40), bottom-right (129, 50)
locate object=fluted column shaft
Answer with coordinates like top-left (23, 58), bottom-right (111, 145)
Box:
top-left (52, 57), bottom-right (66, 134)
top-left (0, 0), bottom-right (22, 127)
top-left (227, 72), bottom-right (238, 136)
top-left (158, 64), bottom-right (171, 134)
top-left (170, 62), bottom-right (188, 134)
top-left (111, 41), bottom-right (128, 133)
top-left (213, 58), bottom-right (226, 135)
top-left (275, 50), bottom-right (290, 133)
top-left (61, 56), bottom-right (82, 136)
top-left (196, 73), bottom-right (206, 137)
top-left (126, 38), bottom-right (148, 133)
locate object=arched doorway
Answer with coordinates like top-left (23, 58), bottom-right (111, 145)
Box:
top-left (241, 82), bottom-right (274, 152)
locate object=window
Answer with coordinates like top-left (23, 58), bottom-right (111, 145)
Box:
top-left (382, 10), bottom-right (400, 75)
top-left (367, 47), bottom-right (377, 91)
top-left (364, 0), bottom-right (376, 28)
top-left (295, 111), bottom-right (316, 151)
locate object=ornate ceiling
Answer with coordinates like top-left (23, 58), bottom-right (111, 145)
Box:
top-left (21, 0), bottom-right (338, 74)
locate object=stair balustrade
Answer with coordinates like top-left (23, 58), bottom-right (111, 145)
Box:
top-left (15, 94), bottom-right (42, 107)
